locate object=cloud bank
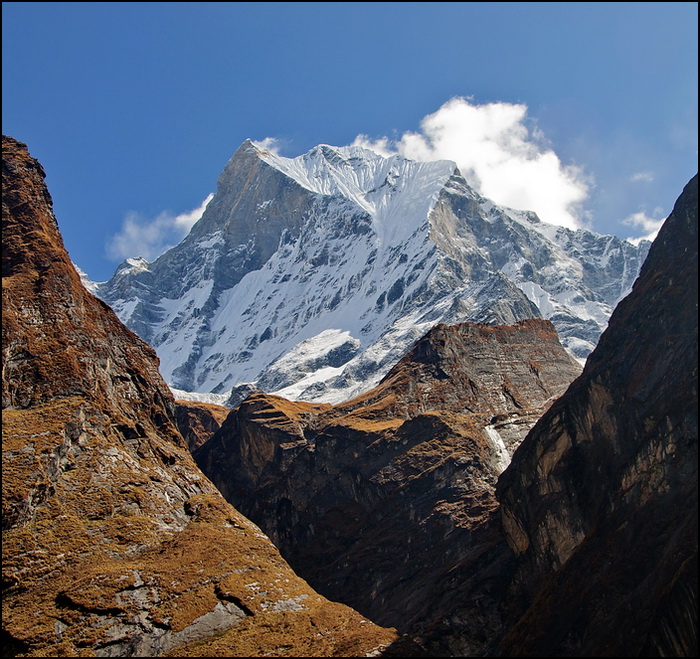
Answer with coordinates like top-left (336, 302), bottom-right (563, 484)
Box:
top-left (253, 137), bottom-right (282, 154)
top-left (107, 193), bottom-right (214, 262)
top-left (354, 97), bottom-right (589, 230)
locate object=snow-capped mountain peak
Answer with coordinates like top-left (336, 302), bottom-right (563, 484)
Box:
top-left (116, 256), bottom-right (151, 276)
top-left (94, 140), bottom-right (650, 404)
top-left (250, 140), bottom-right (458, 242)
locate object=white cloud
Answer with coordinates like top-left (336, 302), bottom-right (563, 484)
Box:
top-left (353, 134), bottom-right (394, 158)
top-left (107, 193), bottom-right (214, 262)
top-left (630, 171), bottom-right (654, 183)
top-left (253, 137), bottom-right (282, 155)
top-left (353, 97), bottom-right (589, 230)
top-left (622, 209), bottom-right (666, 244)
top-left (173, 194), bottom-right (215, 232)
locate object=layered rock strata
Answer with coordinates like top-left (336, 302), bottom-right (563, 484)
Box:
top-left (194, 317), bottom-right (582, 637)
top-left (1, 135), bottom-right (396, 657)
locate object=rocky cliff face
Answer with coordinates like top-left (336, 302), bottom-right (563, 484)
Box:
top-left (194, 317), bottom-right (582, 638)
top-left (194, 173), bottom-right (697, 657)
top-left (95, 141), bottom-right (648, 403)
top-left (173, 400), bottom-right (230, 452)
top-left (1, 135), bottom-right (396, 657)
top-left (331, 318), bottom-right (582, 452)
top-left (495, 174), bottom-right (698, 656)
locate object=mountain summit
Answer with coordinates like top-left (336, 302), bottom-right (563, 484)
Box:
top-left (96, 140), bottom-right (649, 403)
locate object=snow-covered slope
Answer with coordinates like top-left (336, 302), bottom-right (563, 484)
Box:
top-left (73, 263), bottom-right (104, 295)
top-left (95, 140), bottom-right (650, 404)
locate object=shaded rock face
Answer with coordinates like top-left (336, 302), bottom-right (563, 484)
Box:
top-left (496, 174), bottom-right (698, 657)
top-left (174, 400), bottom-right (230, 452)
top-left (1, 136), bottom-right (396, 658)
top-left (194, 318), bottom-right (582, 638)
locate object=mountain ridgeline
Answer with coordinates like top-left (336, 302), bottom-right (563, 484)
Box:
top-left (191, 173), bottom-right (698, 656)
top-left (2, 135), bottom-right (397, 657)
top-left (95, 140), bottom-right (649, 404)
top-left (3, 133), bottom-right (696, 658)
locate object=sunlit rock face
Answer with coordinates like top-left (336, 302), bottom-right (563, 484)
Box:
top-left (194, 317), bottom-right (582, 639)
top-left (496, 174), bottom-right (698, 657)
top-left (95, 140), bottom-right (649, 404)
top-left (1, 135), bottom-right (397, 658)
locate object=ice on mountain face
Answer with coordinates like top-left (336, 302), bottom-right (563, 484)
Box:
top-left (253, 142), bottom-right (457, 249)
top-left (73, 263), bottom-right (103, 295)
top-left (255, 329), bottom-right (361, 392)
top-left (95, 140), bottom-right (650, 405)
top-left (483, 424), bottom-right (512, 475)
top-left (120, 257), bottom-right (151, 275)
top-left (169, 387), bottom-right (231, 406)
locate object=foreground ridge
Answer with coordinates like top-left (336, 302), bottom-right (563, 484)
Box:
top-left (2, 135), bottom-right (397, 657)
top-left (495, 173), bottom-right (698, 656)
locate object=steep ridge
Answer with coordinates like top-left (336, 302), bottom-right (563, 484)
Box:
top-left (331, 318), bottom-right (582, 450)
top-left (95, 140), bottom-right (648, 403)
top-left (495, 174), bottom-right (698, 656)
top-left (193, 173), bottom-right (697, 657)
top-left (1, 136), bottom-right (396, 657)
top-left (194, 317), bottom-right (582, 636)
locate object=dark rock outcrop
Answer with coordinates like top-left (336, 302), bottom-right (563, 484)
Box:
top-left (1, 135), bottom-right (396, 657)
top-left (194, 317), bottom-right (582, 639)
top-left (496, 174), bottom-right (698, 656)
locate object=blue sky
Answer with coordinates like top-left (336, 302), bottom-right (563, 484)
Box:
top-left (3, 2), bottom-right (697, 281)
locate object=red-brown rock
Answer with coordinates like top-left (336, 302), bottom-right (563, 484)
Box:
top-left (194, 315), bottom-right (582, 640)
top-left (174, 400), bottom-right (231, 452)
top-left (1, 135), bottom-right (397, 657)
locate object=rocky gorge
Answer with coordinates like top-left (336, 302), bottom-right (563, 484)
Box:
top-left (1, 135), bottom-right (397, 657)
top-left (2, 134), bottom-right (697, 657)
top-left (194, 317), bottom-right (583, 640)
